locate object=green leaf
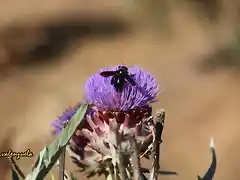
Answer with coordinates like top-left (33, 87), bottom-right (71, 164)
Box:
top-left (24, 104), bottom-right (90, 180)
top-left (12, 168), bottom-right (20, 180)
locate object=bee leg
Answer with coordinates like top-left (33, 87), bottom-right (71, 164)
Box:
top-left (115, 86), bottom-right (120, 92)
top-left (111, 76), bottom-right (116, 85)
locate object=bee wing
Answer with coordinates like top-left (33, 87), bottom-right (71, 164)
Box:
top-left (125, 75), bottom-right (136, 86)
top-left (100, 71), bottom-right (116, 77)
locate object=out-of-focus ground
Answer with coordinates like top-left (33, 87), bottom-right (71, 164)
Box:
top-left (0, 0), bottom-right (240, 179)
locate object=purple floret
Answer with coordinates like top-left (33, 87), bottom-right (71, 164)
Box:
top-left (51, 103), bottom-right (95, 135)
top-left (85, 65), bottom-right (161, 111)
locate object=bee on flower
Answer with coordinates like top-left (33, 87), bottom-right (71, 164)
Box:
top-left (51, 65), bottom-right (162, 178)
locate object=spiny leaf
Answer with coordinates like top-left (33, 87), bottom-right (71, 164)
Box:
top-left (24, 104), bottom-right (90, 180)
top-left (86, 171), bottom-right (97, 178)
top-left (197, 137), bottom-right (217, 180)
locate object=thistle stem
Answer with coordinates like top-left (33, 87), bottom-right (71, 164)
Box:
top-left (111, 118), bottom-right (129, 180)
top-left (129, 135), bottom-right (141, 180)
top-left (59, 149), bottom-right (66, 180)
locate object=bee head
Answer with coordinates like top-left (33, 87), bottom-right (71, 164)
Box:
top-left (118, 65), bottom-right (128, 71)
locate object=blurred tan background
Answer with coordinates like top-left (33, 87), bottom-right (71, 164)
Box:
top-left (0, 0), bottom-right (240, 179)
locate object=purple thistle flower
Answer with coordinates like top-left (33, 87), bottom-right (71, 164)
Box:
top-left (85, 65), bottom-right (161, 111)
top-left (51, 103), bottom-right (82, 135)
top-left (52, 65), bottom-right (163, 177)
top-left (51, 103), bottom-right (94, 135)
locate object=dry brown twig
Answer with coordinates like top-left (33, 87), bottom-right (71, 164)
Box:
top-left (149, 109), bottom-right (165, 180)
top-left (8, 157), bottom-right (25, 179)
top-left (56, 155), bottom-right (70, 180)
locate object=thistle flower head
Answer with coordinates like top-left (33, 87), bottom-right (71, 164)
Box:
top-left (51, 103), bottom-right (93, 135)
top-left (51, 65), bottom-right (161, 178)
top-left (68, 109), bottom-right (153, 176)
top-left (85, 65), bottom-right (161, 111)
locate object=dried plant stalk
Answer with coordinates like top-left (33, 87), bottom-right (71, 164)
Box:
top-left (56, 152), bottom-right (70, 180)
top-left (59, 147), bottom-right (66, 180)
top-left (149, 109), bottom-right (165, 180)
top-left (129, 135), bottom-right (141, 180)
top-left (9, 157), bottom-right (25, 179)
top-left (111, 118), bottom-right (129, 180)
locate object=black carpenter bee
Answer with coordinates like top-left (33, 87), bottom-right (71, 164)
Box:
top-left (100, 65), bottom-right (136, 92)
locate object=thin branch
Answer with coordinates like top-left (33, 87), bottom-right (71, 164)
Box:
top-left (149, 109), bottom-right (165, 180)
top-left (140, 143), bottom-right (153, 159)
top-left (57, 123), bottom-right (70, 180)
top-left (8, 157), bottom-right (25, 179)
top-left (56, 155), bottom-right (70, 180)
top-left (58, 150), bottom-right (69, 180)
